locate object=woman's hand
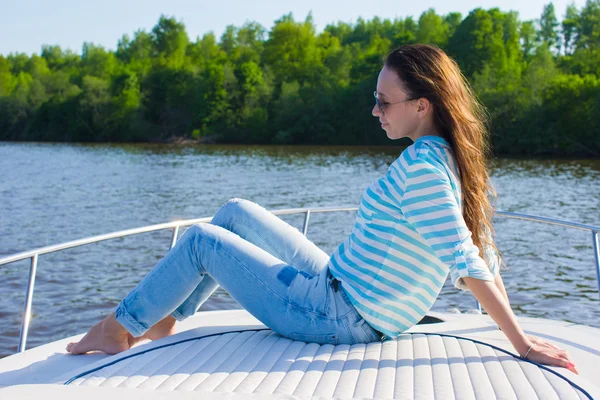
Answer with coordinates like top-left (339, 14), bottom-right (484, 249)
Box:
top-left (524, 340), bottom-right (579, 375)
top-left (526, 334), bottom-right (560, 350)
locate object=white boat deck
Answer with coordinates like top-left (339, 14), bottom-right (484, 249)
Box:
top-left (1, 309), bottom-right (598, 399)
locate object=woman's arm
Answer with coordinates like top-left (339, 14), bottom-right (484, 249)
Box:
top-left (463, 276), bottom-right (579, 374)
top-left (494, 271), bottom-right (510, 305)
top-left (493, 272), bottom-right (566, 351)
top-left (396, 158), bottom-right (578, 373)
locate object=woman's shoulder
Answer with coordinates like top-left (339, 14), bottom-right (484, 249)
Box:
top-left (395, 140), bottom-right (445, 174)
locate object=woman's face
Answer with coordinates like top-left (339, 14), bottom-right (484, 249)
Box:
top-left (372, 66), bottom-right (419, 140)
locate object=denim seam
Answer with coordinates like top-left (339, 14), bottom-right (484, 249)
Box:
top-left (205, 233), bottom-right (336, 321)
top-left (340, 313), bottom-right (357, 345)
top-left (323, 275), bottom-right (334, 319)
top-left (337, 286), bottom-right (360, 318)
top-left (171, 309), bottom-right (186, 322)
top-left (134, 233), bottom-right (195, 301)
top-left (360, 318), bottom-right (381, 342)
top-left (116, 302), bottom-right (148, 337)
top-left (288, 332), bottom-right (338, 345)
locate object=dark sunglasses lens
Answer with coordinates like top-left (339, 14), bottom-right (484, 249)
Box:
top-left (376, 99), bottom-right (383, 114)
top-left (374, 92), bottom-right (384, 114)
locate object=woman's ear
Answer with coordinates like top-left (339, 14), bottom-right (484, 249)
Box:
top-left (416, 98), bottom-right (433, 119)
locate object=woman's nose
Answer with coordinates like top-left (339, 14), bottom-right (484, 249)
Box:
top-left (372, 104), bottom-right (380, 117)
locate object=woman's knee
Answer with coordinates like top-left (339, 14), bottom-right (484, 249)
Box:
top-left (181, 223), bottom-right (205, 242)
top-left (182, 222), bottom-right (229, 246)
top-left (212, 198), bottom-right (257, 227)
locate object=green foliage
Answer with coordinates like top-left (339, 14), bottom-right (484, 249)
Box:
top-left (1, 8), bottom-right (600, 155)
top-left (152, 15), bottom-right (189, 69)
top-left (81, 43), bottom-right (117, 79)
top-left (448, 9), bottom-right (504, 79)
top-left (262, 13), bottom-right (322, 87)
top-left (538, 3), bottom-right (560, 50)
top-left (578, 0), bottom-right (600, 49)
top-left (0, 56), bottom-right (15, 96)
top-left (562, 4), bottom-right (580, 55)
top-left (416, 9), bottom-right (451, 47)
top-left (520, 21), bottom-right (538, 59)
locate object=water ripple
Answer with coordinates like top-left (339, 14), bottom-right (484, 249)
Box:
top-left (0, 142), bottom-right (598, 358)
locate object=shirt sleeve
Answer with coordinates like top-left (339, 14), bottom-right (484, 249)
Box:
top-left (399, 158), bottom-right (496, 291)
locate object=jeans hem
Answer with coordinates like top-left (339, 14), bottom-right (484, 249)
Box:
top-left (171, 309), bottom-right (187, 322)
top-left (115, 302), bottom-right (148, 337)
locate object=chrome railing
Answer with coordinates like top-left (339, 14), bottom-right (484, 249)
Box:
top-left (1, 207), bottom-right (599, 353)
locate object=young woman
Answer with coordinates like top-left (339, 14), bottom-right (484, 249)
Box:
top-left (67, 44), bottom-right (578, 374)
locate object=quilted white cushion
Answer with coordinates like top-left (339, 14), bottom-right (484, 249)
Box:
top-left (67, 330), bottom-right (592, 399)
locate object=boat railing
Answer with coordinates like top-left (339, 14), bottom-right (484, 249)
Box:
top-left (1, 207), bottom-right (599, 354)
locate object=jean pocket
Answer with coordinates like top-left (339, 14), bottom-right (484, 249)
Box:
top-left (287, 332), bottom-right (338, 345)
top-left (355, 318), bottom-right (381, 343)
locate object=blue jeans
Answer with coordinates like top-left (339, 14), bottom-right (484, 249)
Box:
top-left (115, 198), bottom-right (381, 345)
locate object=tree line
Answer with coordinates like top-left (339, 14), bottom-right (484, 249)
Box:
top-left (1, 1), bottom-right (599, 155)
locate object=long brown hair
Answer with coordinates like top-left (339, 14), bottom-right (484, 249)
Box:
top-left (385, 44), bottom-right (499, 265)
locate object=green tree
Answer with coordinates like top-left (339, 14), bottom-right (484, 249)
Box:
top-left (41, 45), bottom-right (67, 70)
top-left (188, 32), bottom-right (226, 67)
top-left (416, 9), bottom-right (451, 47)
top-left (81, 43), bottom-right (117, 79)
top-left (323, 22), bottom-right (353, 45)
top-left (262, 13), bottom-right (322, 87)
top-left (1, 11), bottom-right (599, 154)
top-left (237, 22), bottom-right (266, 64)
top-left (538, 3), bottom-right (560, 50)
top-left (444, 13), bottom-right (463, 38)
top-left (562, 3), bottom-right (580, 55)
top-left (0, 56), bottom-right (15, 96)
top-left (78, 76), bottom-right (111, 139)
top-left (523, 44), bottom-right (558, 104)
top-left (7, 53), bottom-right (30, 75)
top-left (521, 20), bottom-right (538, 59)
top-left (400, 17), bottom-right (418, 44)
top-left (448, 9), bottom-right (510, 79)
top-left (317, 30), bottom-right (351, 87)
top-left (220, 25), bottom-right (238, 59)
top-left (561, 1), bottom-right (600, 76)
top-left (116, 30), bottom-right (154, 78)
top-left (577, 0), bottom-right (600, 49)
top-left (152, 15), bottom-right (189, 69)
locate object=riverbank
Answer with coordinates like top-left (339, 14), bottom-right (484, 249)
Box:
top-left (2, 138), bottom-right (600, 158)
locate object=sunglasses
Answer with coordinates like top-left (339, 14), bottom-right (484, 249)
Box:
top-left (374, 91), bottom-right (416, 115)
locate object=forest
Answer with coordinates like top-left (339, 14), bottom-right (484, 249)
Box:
top-left (0, 1), bottom-right (599, 155)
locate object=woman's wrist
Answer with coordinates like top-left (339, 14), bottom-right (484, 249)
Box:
top-left (522, 343), bottom-right (534, 359)
top-left (463, 278), bottom-right (533, 357)
top-left (498, 324), bottom-right (534, 356)
top-left (513, 334), bottom-right (534, 357)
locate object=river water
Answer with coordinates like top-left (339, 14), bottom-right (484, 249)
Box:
top-left (0, 142), bottom-right (599, 358)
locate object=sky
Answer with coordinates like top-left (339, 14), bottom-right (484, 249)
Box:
top-left (1, 0), bottom-right (586, 56)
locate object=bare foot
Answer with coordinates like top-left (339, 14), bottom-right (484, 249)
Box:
top-left (66, 314), bottom-right (177, 355)
top-left (142, 316), bottom-right (177, 341)
top-left (66, 312), bottom-right (133, 355)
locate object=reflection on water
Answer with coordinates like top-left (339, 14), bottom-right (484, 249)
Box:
top-left (0, 142), bottom-right (599, 358)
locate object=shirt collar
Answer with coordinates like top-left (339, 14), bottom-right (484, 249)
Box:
top-left (415, 135), bottom-right (450, 146)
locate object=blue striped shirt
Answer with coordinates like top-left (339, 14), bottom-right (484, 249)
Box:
top-left (328, 135), bottom-right (499, 338)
